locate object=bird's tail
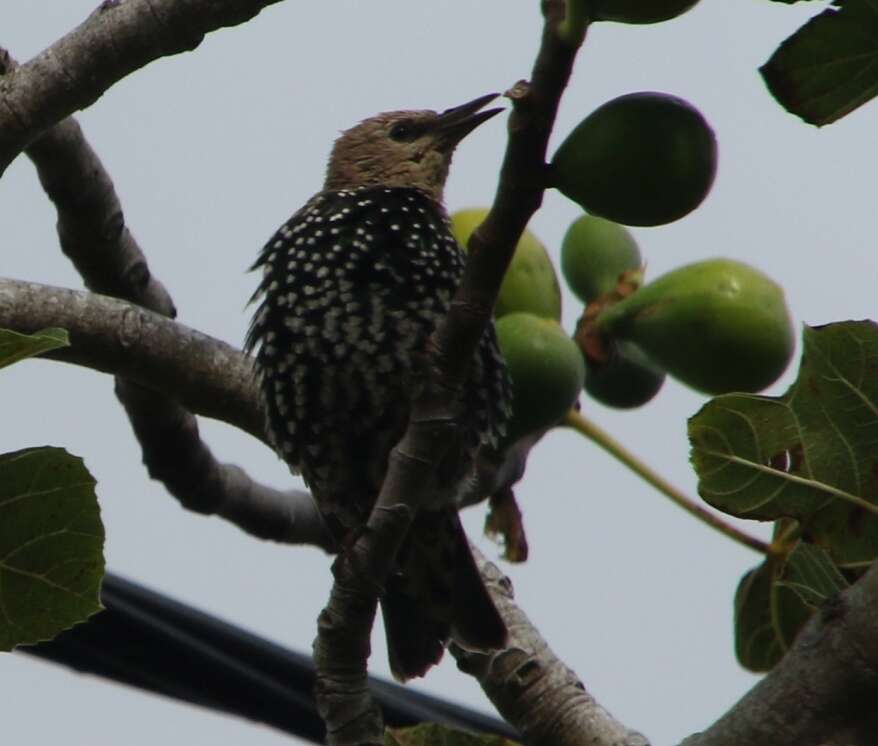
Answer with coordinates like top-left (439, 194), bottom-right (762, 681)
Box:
top-left (380, 510), bottom-right (507, 681)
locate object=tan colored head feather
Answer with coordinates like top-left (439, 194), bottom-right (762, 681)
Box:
top-left (323, 94), bottom-right (503, 203)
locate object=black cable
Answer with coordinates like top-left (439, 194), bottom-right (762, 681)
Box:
top-left (20, 572), bottom-right (518, 743)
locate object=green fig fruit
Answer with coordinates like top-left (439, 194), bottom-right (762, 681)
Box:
top-left (595, 259), bottom-right (794, 394)
top-left (496, 313), bottom-right (585, 444)
top-left (450, 208), bottom-right (562, 321)
top-left (551, 92), bottom-right (717, 227)
top-left (587, 0), bottom-right (700, 24)
top-left (561, 215), bottom-right (642, 303)
top-left (584, 340), bottom-right (665, 408)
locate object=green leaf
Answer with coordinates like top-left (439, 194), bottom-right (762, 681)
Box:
top-left (777, 541), bottom-right (849, 607)
top-left (0, 447), bottom-right (104, 650)
top-left (734, 551), bottom-right (813, 673)
top-left (689, 321), bottom-right (878, 567)
top-left (0, 328), bottom-right (69, 370)
top-left (734, 561), bottom-right (784, 672)
top-left (760, 0), bottom-right (878, 125)
top-left (386, 723), bottom-right (519, 746)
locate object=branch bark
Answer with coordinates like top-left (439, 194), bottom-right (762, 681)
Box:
top-left (0, 279), bottom-right (258, 437)
top-left (680, 562), bottom-right (878, 746)
top-left (0, 0), bottom-right (285, 175)
top-left (455, 548), bottom-right (649, 746)
top-left (0, 278), bottom-right (328, 547)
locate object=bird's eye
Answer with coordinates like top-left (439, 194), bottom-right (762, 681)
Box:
top-left (389, 120), bottom-right (417, 142)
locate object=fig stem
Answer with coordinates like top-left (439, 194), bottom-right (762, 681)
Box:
top-left (556, 0), bottom-right (590, 48)
top-left (590, 295), bottom-right (629, 334)
top-left (562, 408), bottom-right (770, 555)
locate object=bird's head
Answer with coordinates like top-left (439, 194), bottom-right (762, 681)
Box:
top-left (324, 93), bottom-right (503, 202)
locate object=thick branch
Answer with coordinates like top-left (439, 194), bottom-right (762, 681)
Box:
top-left (455, 549), bottom-right (649, 746)
top-left (0, 0), bottom-right (284, 175)
top-left (0, 278), bottom-right (328, 547)
top-left (680, 562), bottom-right (878, 746)
top-left (378, 1), bottom-right (578, 573)
top-left (0, 278), bottom-right (258, 439)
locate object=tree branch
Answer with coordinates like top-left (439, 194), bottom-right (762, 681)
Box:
top-left (1, 48), bottom-right (330, 550)
top-left (0, 278), bottom-right (257, 438)
top-left (455, 548), bottom-right (649, 746)
top-left (0, 0), bottom-right (285, 175)
top-left (0, 277), bottom-right (328, 547)
top-left (312, 2), bottom-right (584, 743)
top-left (679, 561), bottom-right (878, 746)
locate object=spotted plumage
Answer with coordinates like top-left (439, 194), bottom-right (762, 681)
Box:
top-left (246, 95), bottom-right (512, 680)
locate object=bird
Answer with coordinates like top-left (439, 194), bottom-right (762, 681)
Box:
top-left (246, 93), bottom-right (513, 681)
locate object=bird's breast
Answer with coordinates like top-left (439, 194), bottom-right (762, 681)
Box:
top-left (246, 186), bottom-right (470, 478)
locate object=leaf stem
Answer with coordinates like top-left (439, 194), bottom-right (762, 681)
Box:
top-left (562, 408), bottom-right (770, 555)
top-left (768, 520), bottom-right (801, 559)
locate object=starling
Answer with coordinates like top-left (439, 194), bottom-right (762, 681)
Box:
top-left (246, 93), bottom-right (512, 681)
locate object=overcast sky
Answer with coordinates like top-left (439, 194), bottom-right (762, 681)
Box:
top-left (2, 1), bottom-right (874, 744)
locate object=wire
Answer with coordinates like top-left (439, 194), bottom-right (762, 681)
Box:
top-left (20, 572), bottom-right (519, 743)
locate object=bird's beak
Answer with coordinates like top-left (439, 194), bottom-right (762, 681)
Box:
top-left (433, 93), bottom-right (504, 147)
